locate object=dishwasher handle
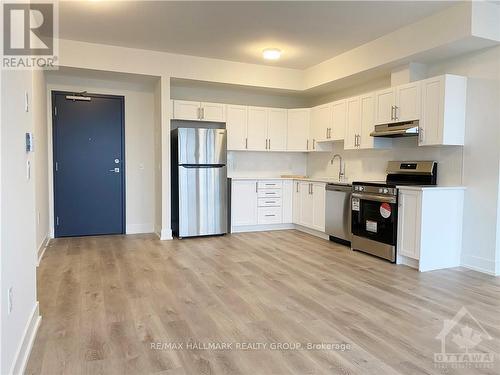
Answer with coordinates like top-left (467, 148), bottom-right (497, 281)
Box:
top-left (326, 184), bottom-right (352, 193)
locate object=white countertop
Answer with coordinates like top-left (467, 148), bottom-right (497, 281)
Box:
top-left (396, 185), bottom-right (466, 191)
top-left (229, 176), bottom-right (351, 185)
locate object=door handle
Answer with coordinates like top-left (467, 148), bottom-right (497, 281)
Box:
top-left (394, 106), bottom-right (399, 120)
top-left (109, 167), bottom-right (120, 173)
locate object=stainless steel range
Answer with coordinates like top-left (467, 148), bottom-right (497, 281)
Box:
top-left (351, 161), bottom-right (437, 262)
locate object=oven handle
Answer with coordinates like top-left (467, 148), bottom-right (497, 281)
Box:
top-left (352, 192), bottom-right (397, 204)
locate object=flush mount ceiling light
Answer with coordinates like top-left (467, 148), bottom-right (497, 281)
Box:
top-left (262, 48), bottom-right (282, 60)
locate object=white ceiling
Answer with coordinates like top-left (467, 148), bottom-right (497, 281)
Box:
top-left (59, 1), bottom-right (456, 69)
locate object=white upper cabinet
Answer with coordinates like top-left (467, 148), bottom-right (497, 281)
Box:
top-left (247, 106), bottom-right (269, 151)
top-left (375, 83), bottom-right (421, 125)
top-left (172, 100), bottom-right (201, 121)
top-left (201, 102), bottom-right (225, 122)
top-left (359, 93), bottom-right (375, 149)
top-left (226, 105), bottom-right (248, 150)
top-left (287, 108), bottom-right (310, 151)
top-left (359, 93), bottom-right (392, 150)
top-left (331, 100), bottom-right (347, 141)
top-left (419, 75), bottom-right (466, 146)
top-left (344, 96), bottom-right (361, 150)
top-left (374, 88), bottom-right (396, 125)
top-left (172, 100), bottom-right (225, 122)
top-left (311, 104), bottom-right (332, 146)
top-left (396, 82), bottom-right (421, 122)
top-left (268, 108), bottom-right (288, 151)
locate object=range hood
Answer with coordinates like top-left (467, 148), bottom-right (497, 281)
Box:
top-left (370, 120), bottom-right (419, 138)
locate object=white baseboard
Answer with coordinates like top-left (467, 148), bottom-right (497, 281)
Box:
top-left (293, 224), bottom-right (330, 240)
top-left (37, 234), bottom-right (50, 266)
top-left (10, 302), bottom-right (41, 375)
top-left (461, 254), bottom-right (497, 275)
top-left (160, 228), bottom-right (173, 240)
top-left (231, 223), bottom-right (329, 241)
top-left (231, 223), bottom-right (294, 233)
top-left (126, 223), bottom-right (155, 234)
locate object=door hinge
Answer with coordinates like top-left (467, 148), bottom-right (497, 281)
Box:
top-left (56, 216), bottom-right (60, 226)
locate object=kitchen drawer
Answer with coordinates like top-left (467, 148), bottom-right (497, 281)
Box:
top-left (257, 189), bottom-right (281, 198)
top-left (258, 197), bottom-right (282, 207)
top-left (258, 207), bottom-right (282, 224)
top-left (257, 180), bottom-right (283, 189)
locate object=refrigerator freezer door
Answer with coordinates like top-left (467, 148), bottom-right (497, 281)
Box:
top-left (178, 165), bottom-right (228, 237)
top-left (177, 128), bottom-right (227, 165)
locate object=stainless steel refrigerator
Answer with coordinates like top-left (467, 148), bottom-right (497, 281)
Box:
top-left (171, 127), bottom-right (228, 238)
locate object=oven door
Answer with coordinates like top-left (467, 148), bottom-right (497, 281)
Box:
top-left (351, 192), bottom-right (397, 246)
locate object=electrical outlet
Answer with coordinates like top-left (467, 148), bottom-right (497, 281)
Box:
top-left (8, 287), bottom-right (13, 314)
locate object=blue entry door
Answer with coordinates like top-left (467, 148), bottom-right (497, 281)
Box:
top-left (53, 92), bottom-right (125, 237)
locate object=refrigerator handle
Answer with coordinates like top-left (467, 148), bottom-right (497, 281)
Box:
top-left (180, 164), bottom-right (226, 168)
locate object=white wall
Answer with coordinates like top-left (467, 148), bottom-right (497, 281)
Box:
top-left (427, 46), bottom-right (500, 275)
top-left (154, 80), bottom-right (162, 236)
top-left (171, 81), bottom-right (307, 109)
top-left (45, 71), bottom-right (158, 235)
top-left (228, 151), bottom-right (307, 178)
top-left (33, 71), bottom-right (49, 259)
top-left (307, 140), bottom-right (463, 186)
top-left (1, 69), bottom-right (40, 375)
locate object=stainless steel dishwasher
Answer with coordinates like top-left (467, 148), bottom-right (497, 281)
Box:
top-left (325, 183), bottom-right (352, 245)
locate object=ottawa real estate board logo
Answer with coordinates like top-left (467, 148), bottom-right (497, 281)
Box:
top-left (2, 1), bottom-right (58, 69)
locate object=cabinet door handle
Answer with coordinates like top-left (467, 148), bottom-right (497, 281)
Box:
top-left (313, 139), bottom-right (316, 150)
top-left (265, 139), bottom-right (268, 149)
top-left (201, 107), bottom-right (205, 119)
top-left (394, 106), bottom-right (399, 120)
top-left (268, 139), bottom-right (271, 150)
top-left (245, 138), bottom-right (248, 149)
top-left (306, 139), bottom-right (309, 150)
top-left (265, 214), bottom-right (276, 217)
top-left (326, 128), bottom-right (329, 139)
top-left (296, 182), bottom-right (299, 193)
top-left (255, 182), bottom-right (258, 193)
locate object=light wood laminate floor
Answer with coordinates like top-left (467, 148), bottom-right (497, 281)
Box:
top-left (26, 231), bottom-right (500, 374)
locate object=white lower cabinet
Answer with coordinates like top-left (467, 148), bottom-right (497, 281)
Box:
top-left (231, 180), bottom-right (258, 226)
top-left (294, 181), bottom-right (326, 232)
top-left (397, 189), bottom-right (421, 260)
top-left (397, 187), bottom-right (464, 272)
top-left (231, 179), bottom-right (326, 234)
top-left (231, 179), bottom-right (293, 231)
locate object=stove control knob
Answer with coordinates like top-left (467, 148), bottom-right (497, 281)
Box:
top-left (383, 188), bottom-right (389, 194)
top-left (378, 188), bottom-right (383, 193)
top-left (359, 186), bottom-right (364, 191)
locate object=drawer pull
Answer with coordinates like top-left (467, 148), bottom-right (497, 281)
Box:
top-left (265, 201), bottom-right (275, 203)
top-left (264, 214), bottom-right (276, 217)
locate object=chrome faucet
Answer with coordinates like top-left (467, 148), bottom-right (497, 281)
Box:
top-left (330, 154), bottom-right (345, 182)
